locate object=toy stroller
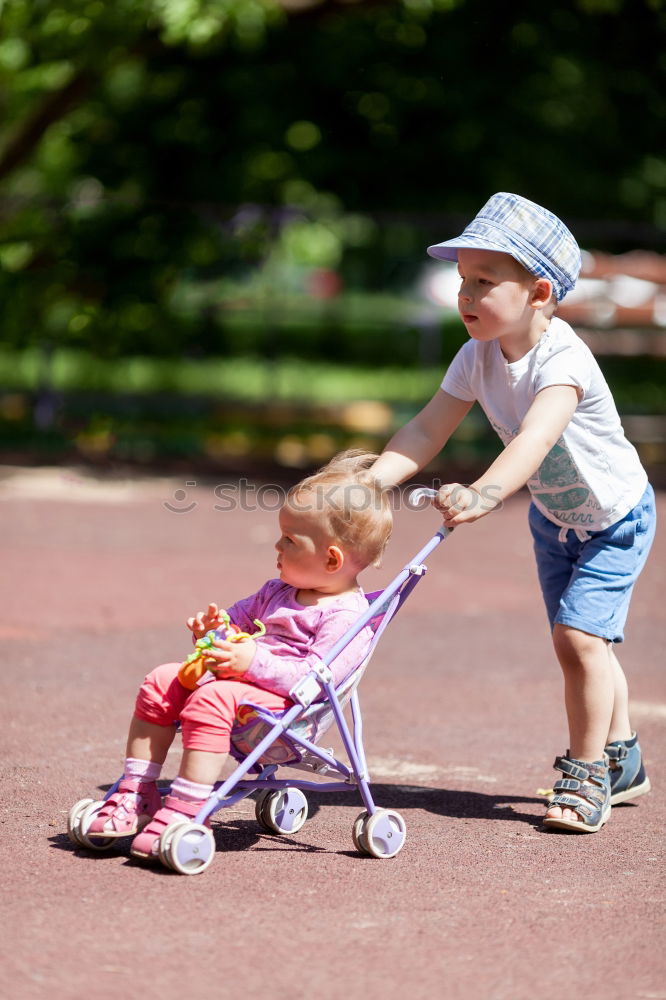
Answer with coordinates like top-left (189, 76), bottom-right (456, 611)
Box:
top-left (68, 506), bottom-right (448, 876)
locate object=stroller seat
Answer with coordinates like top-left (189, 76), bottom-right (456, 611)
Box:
top-left (229, 587), bottom-right (398, 768)
top-left (230, 658), bottom-right (370, 768)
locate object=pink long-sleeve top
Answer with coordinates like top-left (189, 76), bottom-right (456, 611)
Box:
top-left (225, 579), bottom-right (372, 698)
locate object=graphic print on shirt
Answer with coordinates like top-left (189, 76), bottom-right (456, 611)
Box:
top-left (488, 413), bottom-right (602, 527)
top-left (529, 441), bottom-right (600, 525)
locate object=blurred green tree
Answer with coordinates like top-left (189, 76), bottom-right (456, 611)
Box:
top-left (0, 0), bottom-right (664, 360)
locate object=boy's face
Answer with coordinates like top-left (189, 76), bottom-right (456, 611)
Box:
top-left (275, 502), bottom-right (333, 590)
top-left (456, 249), bottom-right (538, 343)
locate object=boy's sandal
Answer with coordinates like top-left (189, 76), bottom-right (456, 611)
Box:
top-left (130, 795), bottom-right (208, 860)
top-left (87, 779), bottom-right (162, 839)
top-left (606, 734), bottom-right (651, 805)
top-left (543, 755), bottom-right (611, 834)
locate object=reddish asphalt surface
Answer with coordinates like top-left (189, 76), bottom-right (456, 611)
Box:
top-left (1, 465), bottom-right (664, 1000)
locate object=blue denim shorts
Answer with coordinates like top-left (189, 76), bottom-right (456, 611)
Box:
top-left (528, 484), bottom-right (656, 643)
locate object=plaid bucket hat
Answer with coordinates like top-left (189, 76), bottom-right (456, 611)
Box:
top-left (427, 192), bottom-right (581, 301)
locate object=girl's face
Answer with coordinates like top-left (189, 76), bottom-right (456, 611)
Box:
top-left (456, 249), bottom-right (536, 343)
top-left (275, 504), bottom-right (332, 591)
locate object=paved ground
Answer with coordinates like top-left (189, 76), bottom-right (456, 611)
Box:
top-left (1, 465), bottom-right (664, 1000)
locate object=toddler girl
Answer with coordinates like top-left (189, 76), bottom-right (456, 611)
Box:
top-left (87, 450), bottom-right (392, 859)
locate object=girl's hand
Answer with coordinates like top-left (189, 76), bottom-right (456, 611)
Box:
top-left (187, 603), bottom-right (229, 639)
top-left (203, 637), bottom-right (257, 679)
top-left (434, 483), bottom-right (497, 526)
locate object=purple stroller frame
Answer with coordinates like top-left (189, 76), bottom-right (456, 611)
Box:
top-left (192, 528), bottom-right (449, 828)
top-left (86, 524), bottom-right (448, 869)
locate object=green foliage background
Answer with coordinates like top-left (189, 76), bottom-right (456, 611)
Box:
top-left (0, 0), bottom-right (664, 467)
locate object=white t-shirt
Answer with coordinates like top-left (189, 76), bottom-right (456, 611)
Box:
top-left (441, 316), bottom-right (647, 531)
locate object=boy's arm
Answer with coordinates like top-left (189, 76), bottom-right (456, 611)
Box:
top-left (372, 389), bottom-right (473, 488)
top-left (438, 384), bottom-right (579, 526)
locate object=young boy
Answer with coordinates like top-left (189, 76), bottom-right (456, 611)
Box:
top-left (372, 192), bottom-right (656, 833)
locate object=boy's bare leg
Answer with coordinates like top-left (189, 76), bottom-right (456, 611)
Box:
top-left (606, 645), bottom-right (633, 744)
top-left (125, 715), bottom-right (177, 765)
top-left (546, 625), bottom-right (614, 824)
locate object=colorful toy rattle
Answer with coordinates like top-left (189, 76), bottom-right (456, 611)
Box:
top-left (178, 610), bottom-right (266, 690)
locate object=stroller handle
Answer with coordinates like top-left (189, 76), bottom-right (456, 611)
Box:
top-left (321, 524), bottom-right (449, 668)
top-left (409, 487), bottom-right (439, 506)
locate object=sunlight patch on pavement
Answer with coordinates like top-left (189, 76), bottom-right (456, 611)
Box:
top-left (630, 700), bottom-right (666, 721)
top-left (0, 465), bottom-right (178, 503)
top-left (368, 755), bottom-right (497, 784)
top-left (0, 624), bottom-right (36, 639)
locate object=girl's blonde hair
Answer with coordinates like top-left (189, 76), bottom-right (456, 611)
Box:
top-left (286, 450), bottom-right (392, 569)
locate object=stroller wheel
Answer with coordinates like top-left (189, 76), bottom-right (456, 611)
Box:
top-left (256, 788), bottom-right (308, 835)
top-left (67, 798), bottom-right (94, 847)
top-left (356, 809), bottom-right (406, 859)
top-left (158, 820), bottom-right (188, 869)
top-left (160, 823), bottom-right (215, 875)
top-left (254, 790), bottom-right (275, 832)
top-left (352, 811), bottom-right (370, 854)
top-left (76, 800), bottom-right (116, 851)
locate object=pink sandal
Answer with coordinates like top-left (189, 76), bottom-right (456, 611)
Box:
top-left (130, 795), bottom-right (208, 860)
top-left (87, 778), bottom-right (162, 839)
